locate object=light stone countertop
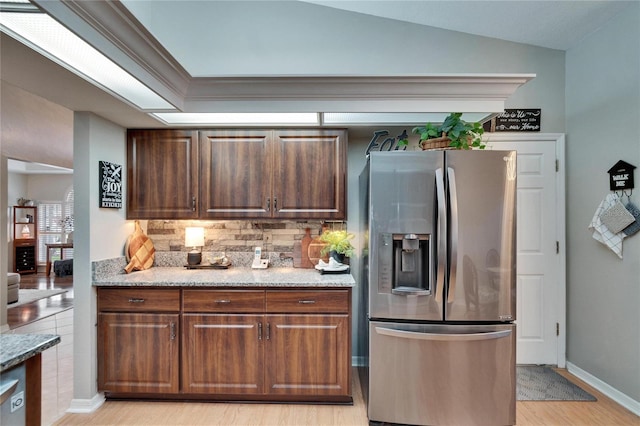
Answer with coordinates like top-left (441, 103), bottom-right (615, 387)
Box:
top-left (93, 266), bottom-right (355, 287)
top-left (0, 334), bottom-right (61, 372)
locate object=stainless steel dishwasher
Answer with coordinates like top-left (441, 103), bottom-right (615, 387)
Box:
top-left (0, 363), bottom-right (26, 425)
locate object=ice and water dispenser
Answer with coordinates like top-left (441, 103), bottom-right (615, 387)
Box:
top-left (377, 233), bottom-right (431, 296)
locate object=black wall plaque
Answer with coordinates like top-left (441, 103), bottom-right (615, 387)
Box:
top-left (99, 161), bottom-right (123, 208)
top-left (494, 109), bottom-right (541, 132)
top-left (608, 160), bottom-right (636, 191)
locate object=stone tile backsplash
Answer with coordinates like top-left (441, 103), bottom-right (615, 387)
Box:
top-left (92, 220), bottom-right (346, 279)
top-left (147, 220), bottom-right (331, 253)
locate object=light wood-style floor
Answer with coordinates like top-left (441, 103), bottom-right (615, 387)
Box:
top-left (53, 367), bottom-right (638, 426)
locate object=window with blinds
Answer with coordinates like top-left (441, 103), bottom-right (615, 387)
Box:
top-left (37, 186), bottom-right (74, 264)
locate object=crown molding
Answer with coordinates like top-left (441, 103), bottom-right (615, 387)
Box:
top-left (31, 0), bottom-right (191, 109)
top-left (24, 2), bottom-right (535, 115)
top-left (183, 74), bottom-right (535, 113)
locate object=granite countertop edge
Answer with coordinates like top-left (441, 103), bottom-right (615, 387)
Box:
top-left (93, 266), bottom-right (355, 287)
top-left (1, 334), bottom-right (61, 372)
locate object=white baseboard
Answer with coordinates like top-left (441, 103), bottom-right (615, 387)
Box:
top-left (67, 393), bottom-right (105, 413)
top-left (567, 362), bottom-right (640, 416)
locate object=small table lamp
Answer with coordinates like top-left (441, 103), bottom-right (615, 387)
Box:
top-left (185, 227), bottom-right (205, 265)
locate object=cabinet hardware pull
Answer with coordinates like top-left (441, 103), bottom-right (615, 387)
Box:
top-left (214, 299), bottom-right (231, 303)
top-left (266, 323), bottom-right (270, 340)
top-left (128, 298), bottom-right (145, 303)
top-left (258, 322), bottom-right (262, 340)
top-left (192, 196), bottom-right (196, 212)
top-left (170, 322), bottom-right (176, 340)
top-left (273, 197), bottom-right (277, 211)
top-left (266, 198), bottom-right (270, 212)
top-left (298, 300), bottom-right (316, 304)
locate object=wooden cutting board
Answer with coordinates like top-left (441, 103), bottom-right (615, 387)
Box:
top-left (307, 237), bottom-right (329, 266)
top-left (300, 228), bottom-right (314, 268)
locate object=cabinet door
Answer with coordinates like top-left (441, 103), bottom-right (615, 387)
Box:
top-left (182, 314), bottom-right (264, 394)
top-left (14, 243), bottom-right (37, 274)
top-left (200, 130), bottom-right (272, 219)
top-left (265, 314), bottom-right (350, 396)
top-left (273, 129), bottom-right (347, 219)
top-left (98, 313), bottom-right (179, 394)
top-left (127, 129), bottom-right (199, 219)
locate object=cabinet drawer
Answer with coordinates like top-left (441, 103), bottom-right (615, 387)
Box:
top-left (183, 290), bottom-right (265, 313)
top-left (266, 290), bottom-right (350, 313)
top-left (98, 288), bottom-right (181, 312)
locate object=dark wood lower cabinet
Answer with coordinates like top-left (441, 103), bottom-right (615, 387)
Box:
top-left (97, 287), bottom-right (352, 402)
top-left (266, 314), bottom-right (350, 396)
top-left (98, 312), bottom-right (180, 394)
top-left (182, 314), bottom-right (264, 394)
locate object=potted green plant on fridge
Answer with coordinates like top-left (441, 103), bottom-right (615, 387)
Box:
top-left (398, 112), bottom-right (486, 150)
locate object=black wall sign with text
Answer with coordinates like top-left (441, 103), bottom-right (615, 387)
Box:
top-left (494, 109), bottom-right (541, 132)
top-left (99, 161), bottom-right (123, 208)
top-left (608, 160), bottom-right (636, 191)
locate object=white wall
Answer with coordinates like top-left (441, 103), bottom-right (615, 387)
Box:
top-left (565, 2), bottom-right (640, 402)
top-left (70, 112), bottom-right (128, 408)
top-left (26, 174), bottom-right (73, 203)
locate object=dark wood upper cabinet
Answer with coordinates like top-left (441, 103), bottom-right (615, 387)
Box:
top-left (200, 129), bottom-right (346, 220)
top-left (273, 129), bottom-right (346, 220)
top-left (200, 130), bottom-right (272, 219)
top-left (127, 129), bottom-right (199, 219)
top-left (127, 128), bottom-right (346, 220)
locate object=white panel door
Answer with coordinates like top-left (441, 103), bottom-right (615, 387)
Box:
top-left (486, 134), bottom-right (566, 367)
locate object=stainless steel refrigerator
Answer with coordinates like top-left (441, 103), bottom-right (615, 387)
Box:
top-left (360, 150), bottom-right (517, 426)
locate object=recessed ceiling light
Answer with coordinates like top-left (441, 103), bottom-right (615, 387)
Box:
top-left (0, 8), bottom-right (175, 110)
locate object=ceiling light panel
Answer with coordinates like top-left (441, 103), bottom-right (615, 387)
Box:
top-left (322, 112), bottom-right (492, 125)
top-left (0, 11), bottom-right (174, 110)
top-left (152, 112), bottom-right (319, 126)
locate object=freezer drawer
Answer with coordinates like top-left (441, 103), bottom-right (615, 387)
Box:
top-left (369, 321), bottom-right (515, 426)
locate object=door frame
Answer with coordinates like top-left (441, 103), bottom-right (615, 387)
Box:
top-left (485, 133), bottom-right (566, 367)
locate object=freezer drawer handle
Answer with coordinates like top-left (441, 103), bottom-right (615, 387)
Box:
top-left (375, 327), bottom-right (511, 342)
top-left (0, 379), bottom-right (18, 405)
top-left (391, 286), bottom-right (430, 296)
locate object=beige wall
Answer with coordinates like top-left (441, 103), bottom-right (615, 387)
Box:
top-left (1, 82), bottom-right (73, 169)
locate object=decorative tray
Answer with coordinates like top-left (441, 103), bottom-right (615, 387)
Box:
top-left (318, 267), bottom-right (350, 275)
top-left (184, 263), bottom-right (231, 270)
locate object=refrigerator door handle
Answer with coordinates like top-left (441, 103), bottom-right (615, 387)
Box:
top-left (447, 167), bottom-right (459, 304)
top-left (375, 326), bottom-right (512, 342)
top-left (435, 168), bottom-right (446, 303)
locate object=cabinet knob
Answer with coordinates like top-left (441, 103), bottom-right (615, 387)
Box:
top-left (214, 299), bottom-right (231, 304)
top-left (298, 300), bottom-right (316, 304)
top-left (266, 198), bottom-right (270, 212)
top-left (128, 298), bottom-right (145, 303)
top-left (192, 197), bottom-right (196, 212)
